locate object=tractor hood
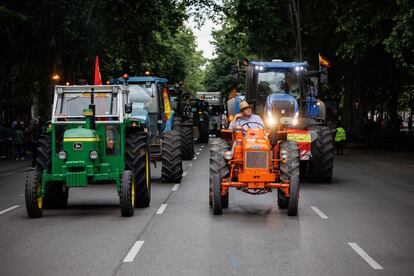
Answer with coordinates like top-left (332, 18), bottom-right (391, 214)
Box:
top-left (265, 93), bottom-right (299, 125)
top-left (63, 128), bottom-right (100, 142)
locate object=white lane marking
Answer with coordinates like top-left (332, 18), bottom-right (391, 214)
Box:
top-left (0, 205), bottom-right (20, 215)
top-left (182, 171), bottom-right (188, 177)
top-left (193, 157), bottom-right (197, 160)
top-left (196, 152), bottom-right (200, 155)
top-left (311, 206), bottom-right (328, 219)
top-left (172, 184), bottom-right (180, 191)
top-left (201, 145), bottom-right (204, 148)
top-left (156, 204), bottom-right (168, 215)
top-left (198, 148), bottom-right (202, 151)
top-left (188, 163), bottom-right (193, 167)
top-left (348, 242), bottom-right (383, 270)
top-left (123, 241), bottom-right (144, 262)
top-left (20, 193), bottom-right (24, 196)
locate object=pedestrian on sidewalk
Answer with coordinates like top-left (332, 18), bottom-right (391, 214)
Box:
top-left (335, 122), bottom-right (346, 155)
top-left (13, 124), bottom-right (25, 160)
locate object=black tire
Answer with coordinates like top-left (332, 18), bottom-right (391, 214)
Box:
top-left (126, 132), bottom-right (151, 208)
top-left (25, 170), bottom-right (43, 218)
top-left (173, 117), bottom-right (182, 131)
top-left (308, 126), bottom-right (334, 183)
top-left (209, 138), bottom-right (229, 208)
top-left (181, 125), bottom-right (194, 160)
top-left (43, 183), bottom-right (68, 209)
top-left (161, 130), bottom-right (183, 183)
top-left (279, 141), bottom-right (300, 215)
top-left (198, 118), bottom-right (209, 143)
top-left (287, 175), bottom-right (300, 216)
top-left (120, 170), bottom-right (134, 217)
top-left (211, 173), bottom-right (222, 215)
top-left (36, 134), bottom-right (52, 173)
top-left (36, 134), bottom-right (68, 209)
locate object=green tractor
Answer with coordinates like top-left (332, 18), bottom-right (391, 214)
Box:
top-left (25, 84), bottom-right (151, 218)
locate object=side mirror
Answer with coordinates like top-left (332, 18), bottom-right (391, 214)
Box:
top-left (125, 103), bottom-right (132, 114)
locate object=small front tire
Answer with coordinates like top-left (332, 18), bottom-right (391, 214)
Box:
top-left (25, 171), bottom-right (43, 218)
top-left (120, 170), bottom-right (135, 217)
top-left (211, 174), bottom-right (222, 215)
top-left (287, 175), bottom-right (300, 216)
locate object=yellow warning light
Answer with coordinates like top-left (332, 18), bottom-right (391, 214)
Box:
top-left (144, 71), bottom-right (151, 76)
top-left (106, 80), bottom-right (110, 85)
top-left (52, 74), bottom-right (60, 81)
top-left (66, 82), bottom-right (70, 86)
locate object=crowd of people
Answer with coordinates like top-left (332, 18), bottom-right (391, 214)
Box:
top-left (0, 117), bottom-right (43, 168)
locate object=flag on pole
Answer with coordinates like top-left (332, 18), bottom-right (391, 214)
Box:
top-left (94, 56), bottom-right (102, 85)
top-left (319, 54), bottom-right (331, 68)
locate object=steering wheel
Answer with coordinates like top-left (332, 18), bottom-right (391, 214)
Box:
top-left (241, 121), bottom-right (265, 130)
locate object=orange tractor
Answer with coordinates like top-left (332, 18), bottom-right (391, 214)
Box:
top-left (209, 121), bottom-right (300, 216)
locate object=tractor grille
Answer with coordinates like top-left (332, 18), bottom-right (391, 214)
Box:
top-left (245, 151), bottom-right (267, 169)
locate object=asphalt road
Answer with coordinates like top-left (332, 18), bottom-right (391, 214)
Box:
top-left (0, 146), bottom-right (413, 276)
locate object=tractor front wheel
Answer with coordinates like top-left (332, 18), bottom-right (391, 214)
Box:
top-left (198, 118), bottom-right (209, 143)
top-left (181, 124), bottom-right (194, 160)
top-left (287, 176), bottom-right (300, 216)
top-left (277, 189), bottom-right (288, 209)
top-left (120, 170), bottom-right (135, 217)
top-left (211, 173), bottom-right (222, 215)
top-left (25, 170), bottom-right (43, 218)
top-left (209, 138), bottom-right (230, 209)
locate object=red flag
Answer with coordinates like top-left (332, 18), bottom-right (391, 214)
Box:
top-left (94, 56), bottom-right (102, 85)
top-left (319, 54), bottom-right (331, 68)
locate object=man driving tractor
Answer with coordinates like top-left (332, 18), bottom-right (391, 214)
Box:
top-left (229, 101), bottom-right (264, 130)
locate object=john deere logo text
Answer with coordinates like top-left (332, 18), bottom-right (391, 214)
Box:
top-left (73, 143), bottom-right (83, 151)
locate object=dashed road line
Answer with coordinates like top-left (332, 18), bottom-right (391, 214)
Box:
top-left (193, 157), bottom-right (197, 160)
top-left (182, 171), bottom-right (188, 177)
top-left (348, 242), bottom-right (383, 270)
top-left (0, 205), bottom-right (20, 215)
top-left (172, 184), bottom-right (180, 191)
top-left (188, 163), bottom-right (193, 167)
top-left (156, 204), bottom-right (168, 215)
top-left (123, 240), bottom-right (144, 262)
top-left (311, 206), bottom-right (328, 219)
top-left (196, 152), bottom-right (200, 155)
top-left (201, 145), bottom-right (204, 148)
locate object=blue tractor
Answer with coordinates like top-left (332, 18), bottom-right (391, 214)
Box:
top-left (244, 60), bottom-right (334, 182)
top-left (114, 76), bottom-right (184, 183)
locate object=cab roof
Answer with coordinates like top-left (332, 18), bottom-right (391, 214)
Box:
top-left (112, 76), bottom-right (168, 84)
top-left (250, 61), bottom-right (309, 70)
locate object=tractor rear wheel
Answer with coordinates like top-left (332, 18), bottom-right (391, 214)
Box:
top-left (198, 118), bottom-right (209, 143)
top-left (120, 170), bottom-right (135, 217)
top-left (161, 130), bottom-right (183, 183)
top-left (211, 173), bottom-right (222, 215)
top-left (209, 138), bottom-right (229, 208)
top-left (25, 170), bottom-right (43, 218)
top-left (173, 117), bottom-right (182, 131)
top-left (126, 132), bottom-right (151, 208)
top-left (279, 141), bottom-right (300, 216)
top-left (308, 126), bottom-right (334, 183)
top-left (36, 134), bottom-right (68, 209)
top-left (277, 189), bottom-right (288, 209)
top-left (181, 124), bottom-right (194, 160)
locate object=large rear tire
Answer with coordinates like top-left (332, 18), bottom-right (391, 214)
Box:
top-left (120, 170), bottom-right (135, 217)
top-left (279, 141), bottom-right (300, 216)
top-left (161, 130), bottom-right (183, 183)
top-left (25, 170), bottom-right (43, 218)
top-left (308, 126), bottom-right (334, 183)
top-left (209, 138), bottom-right (229, 208)
top-left (126, 132), bottom-right (151, 208)
top-left (181, 124), bottom-right (194, 160)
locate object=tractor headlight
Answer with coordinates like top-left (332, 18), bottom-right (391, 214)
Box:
top-left (89, 150), bottom-right (99, 160)
top-left (57, 151), bottom-right (67, 160)
top-left (224, 150), bottom-right (233, 160)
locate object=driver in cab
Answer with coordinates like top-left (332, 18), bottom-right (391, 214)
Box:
top-left (229, 101), bottom-right (264, 130)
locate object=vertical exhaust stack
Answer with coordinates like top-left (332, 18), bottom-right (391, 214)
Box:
top-left (88, 87), bottom-right (96, 130)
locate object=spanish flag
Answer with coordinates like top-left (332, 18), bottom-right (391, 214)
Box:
top-left (319, 54), bottom-right (331, 68)
top-left (94, 56), bottom-right (102, 85)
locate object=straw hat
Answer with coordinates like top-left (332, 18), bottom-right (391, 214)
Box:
top-left (239, 101), bottom-right (251, 111)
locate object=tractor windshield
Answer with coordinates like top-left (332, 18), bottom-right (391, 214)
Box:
top-left (257, 71), bottom-right (299, 97)
top-left (54, 92), bottom-right (118, 118)
top-left (128, 83), bottom-right (158, 115)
